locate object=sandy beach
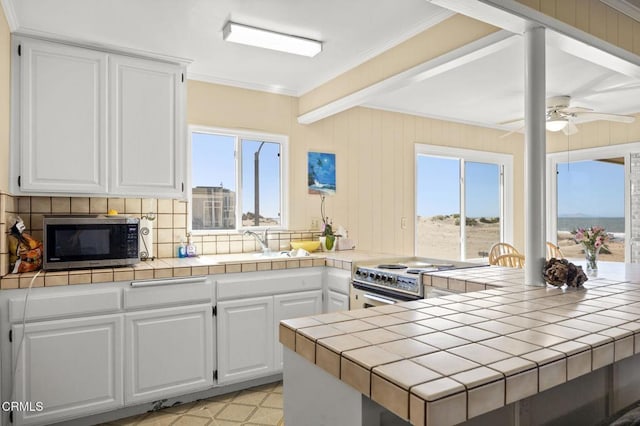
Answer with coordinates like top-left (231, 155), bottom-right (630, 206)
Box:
top-left (417, 216), bottom-right (625, 262)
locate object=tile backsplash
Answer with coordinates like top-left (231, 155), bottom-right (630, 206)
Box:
top-left (1, 193), bottom-right (320, 276)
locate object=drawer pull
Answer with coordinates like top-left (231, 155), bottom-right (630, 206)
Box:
top-left (130, 276), bottom-right (207, 288)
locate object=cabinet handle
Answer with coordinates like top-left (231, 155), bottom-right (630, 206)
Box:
top-left (130, 276), bottom-right (207, 288)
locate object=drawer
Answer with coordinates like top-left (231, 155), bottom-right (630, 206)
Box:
top-left (124, 276), bottom-right (212, 309)
top-left (9, 288), bottom-right (122, 323)
top-left (217, 268), bottom-right (323, 300)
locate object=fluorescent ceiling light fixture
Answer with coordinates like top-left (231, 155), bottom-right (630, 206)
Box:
top-left (222, 21), bottom-right (322, 57)
top-left (546, 111), bottom-right (568, 132)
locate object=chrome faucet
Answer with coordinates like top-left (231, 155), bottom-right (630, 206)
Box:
top-left (243, 228), bottom-right (270, 253)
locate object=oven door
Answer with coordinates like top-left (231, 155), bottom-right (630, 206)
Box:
top-left (350, 281), bottom-right (420, 309)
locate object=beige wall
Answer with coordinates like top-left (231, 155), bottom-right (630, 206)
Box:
top-left (0, 6), bottom-right (10, 193)
top-left (188, 81), bottom-right (525, 255)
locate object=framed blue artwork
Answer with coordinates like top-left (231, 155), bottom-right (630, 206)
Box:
top-left (308, 152), bottom-right (336, 195)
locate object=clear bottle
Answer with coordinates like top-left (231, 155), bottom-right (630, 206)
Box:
top-left (186, 232), bottom-right (197, 257)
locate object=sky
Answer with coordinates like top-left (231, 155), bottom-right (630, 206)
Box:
top-left (191, 132), bottom-right (281, 219)
top-left (557, 160), bottom-right (624, 217)
top-left (416, 155), bottom-right (625, 220)
top-left (416, 156), bottom-right (500, 218)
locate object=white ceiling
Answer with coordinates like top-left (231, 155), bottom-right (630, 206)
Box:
top-left (4, 0), bottom-right (640, 131)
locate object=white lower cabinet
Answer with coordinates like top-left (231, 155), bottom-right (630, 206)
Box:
top-left (327, 289), bottom-right (350, 312)
top-left (325, 268), bottom-right (351, 312)
top-left (216, 296), bottom-right (274, 385)
top-left (12, 314), bottom-right (123, 426)
top-left (124, 304), bottom-right (213, 404)
top-left (274, 290), bottom-right (322, 369)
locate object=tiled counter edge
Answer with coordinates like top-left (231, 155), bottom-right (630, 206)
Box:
top-left (280, 267), bottom-right (640, 425)
top-left (0, 253), bottom-right (369, 289)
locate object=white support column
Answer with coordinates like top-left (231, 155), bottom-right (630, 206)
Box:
top-left (524, 26), bottom-right (546, 286)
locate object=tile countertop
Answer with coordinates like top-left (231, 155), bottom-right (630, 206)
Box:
top-left (0, 250), bottom-right (392, 290)
top-left (280, 262), bottom-right (640, 426)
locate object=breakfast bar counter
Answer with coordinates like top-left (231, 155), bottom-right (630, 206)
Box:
top-left (280, 262), bottom-right (640, 425)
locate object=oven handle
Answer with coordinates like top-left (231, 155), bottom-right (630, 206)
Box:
top-left (363, 293), bottom-right (397, 305)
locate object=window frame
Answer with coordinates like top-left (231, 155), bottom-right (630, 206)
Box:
top-left (188, 125), bottom-right (289, 234)
top-left (414, 144), bottom-right (514, 260)
top-left (546, 142), bottom-right (640, 262)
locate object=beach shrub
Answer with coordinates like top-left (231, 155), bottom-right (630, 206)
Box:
top-left (479, 217), bottom-right (499, 224)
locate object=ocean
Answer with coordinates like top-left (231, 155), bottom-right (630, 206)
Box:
top-left (557, 217), bottom-right (625, 233)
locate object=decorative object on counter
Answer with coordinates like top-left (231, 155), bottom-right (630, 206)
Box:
top-left (543, 258), bottom-right (588, 288)
top-left (139, 213), bottom-right (155, 261)
top-left (572, 226), bottom-right (610, 276)
top-left (290, 240), bottom-right (321, 252)
top-left (319, 194), bottom-right (336, 251)
top-left (308, 151), bottom-right (336, 195)
top-left (8, 216), bottom-right (43, 273)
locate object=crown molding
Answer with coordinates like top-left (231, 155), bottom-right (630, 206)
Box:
top-left (0, 0), bottom-right (19, 32)
top-left (601, 0), bottom-right (640, 22)
top-left (14, 27), bottom-right (192, 65)
top-left (187, 72), bottom-right (298, 96)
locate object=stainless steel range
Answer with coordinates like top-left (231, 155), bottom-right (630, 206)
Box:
top-left (351, 257), bottom-right (486, 308)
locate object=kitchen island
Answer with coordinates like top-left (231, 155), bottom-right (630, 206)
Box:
top-left (280, 262), bottom-right (640, 425)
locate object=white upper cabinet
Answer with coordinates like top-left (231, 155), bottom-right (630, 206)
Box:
top-left (109, 55), bottom-right (184, 197)
top-left (18, 38), bottom-right (108, 194)
top-left (12, 36), bottom-right (187, 198)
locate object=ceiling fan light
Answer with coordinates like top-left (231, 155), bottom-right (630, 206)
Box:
top-left (222, 21), bottom-right (322, 57)
top-left (546, 118), bottom-right (568, 132)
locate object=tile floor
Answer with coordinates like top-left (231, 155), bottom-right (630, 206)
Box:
top-left (102, 381), bottom-right (284, 426)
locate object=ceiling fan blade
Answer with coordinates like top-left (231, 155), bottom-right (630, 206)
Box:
top-left (499, 125), bottom-right (524, 138)
top-left (572, 111), bottom-right (636, 124)
top-left (562, 106), bottom-right (592, 113)
top-left (563, 121), bottom-right (579, 135)
top-left (498, 117), bottom-right (524, 126)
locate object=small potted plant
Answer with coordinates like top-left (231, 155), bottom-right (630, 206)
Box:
top-left (319, 195), bottom-right (336, 251)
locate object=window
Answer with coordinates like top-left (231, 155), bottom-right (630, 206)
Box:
top-left (415, 145), bottom-right (513, 261)
top-left (547, 143), bottom-right (640, 263)
top-left (190, 127), bottom-right (288, 232)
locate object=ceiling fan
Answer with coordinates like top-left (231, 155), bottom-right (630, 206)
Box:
top-left (500, 95), bottom-right (636, 136)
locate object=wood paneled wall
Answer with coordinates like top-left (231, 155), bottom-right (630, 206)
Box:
top-left (517, 0), bottom-right (640, 55)
top-left (188, 81), bottom-right (524, 255)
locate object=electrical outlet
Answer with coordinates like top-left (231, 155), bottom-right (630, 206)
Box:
top-left (401, 217), bottom-right (407, 229)
top-left (311, 217), bottom-right (321, 230)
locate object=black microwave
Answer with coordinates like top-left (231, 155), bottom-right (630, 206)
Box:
top-left (43, 215), bottom-right (140, 271)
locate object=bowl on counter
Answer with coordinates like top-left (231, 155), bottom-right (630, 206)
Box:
top-left (290, 240), bottom-right (321, 252)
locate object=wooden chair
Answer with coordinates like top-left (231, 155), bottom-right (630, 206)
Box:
top-left (546, 242), bottom-right (564, 260)
top-left (488, 242), bottom-right (519, 265)
top-left (495, 253), bottom-right (526, 268)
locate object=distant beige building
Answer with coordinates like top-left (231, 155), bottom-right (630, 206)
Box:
top-left (192, 186), bottom-right (236, 230)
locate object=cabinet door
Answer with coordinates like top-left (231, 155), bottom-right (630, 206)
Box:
top-left (19, 38), bottom-right (108, 193)
top-left (217, 296), bottom-right (274, 384)
top-left (124, 304), bottom-right (213, 404)
top-left (12, 315), bottom-right (123, 425)
top-left (327, 290), bottom-right (350, 313)
top-left (274, 290), bottom-right (322, 370)
top-left (109, 55), bottom-right (185, 198)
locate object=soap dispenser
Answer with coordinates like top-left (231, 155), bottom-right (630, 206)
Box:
top-left (177, 238), bottom-right (187, 258)
top-left (186, 232), bottom-right (197, 257)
